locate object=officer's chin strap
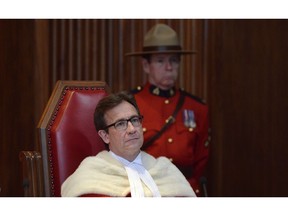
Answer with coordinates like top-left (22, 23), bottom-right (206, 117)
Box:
top-left (142, 91), bottom-right (185, 149)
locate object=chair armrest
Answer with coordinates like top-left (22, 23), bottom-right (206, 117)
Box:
top-left (19, 151), bottom-right (44, 196)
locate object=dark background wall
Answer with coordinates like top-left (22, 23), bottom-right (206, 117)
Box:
top-left (207, 20), bottom-right (288, 196)
top-left (0, 19), bottom-right (287, 196)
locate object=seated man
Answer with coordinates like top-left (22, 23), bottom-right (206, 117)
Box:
top-left (61, 91), bottom-right (196, 197)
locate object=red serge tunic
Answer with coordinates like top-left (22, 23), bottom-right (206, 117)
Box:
top-left (132, 82), bottom-right (210, 196)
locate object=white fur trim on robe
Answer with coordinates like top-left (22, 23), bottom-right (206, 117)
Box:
top-left (61, 151), bottom-right (196, 197)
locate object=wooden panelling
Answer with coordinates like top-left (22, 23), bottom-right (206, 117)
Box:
top-left (0, 20), bottom-right (37, 196)
top-left (207, 19), bottom-right (288, 196)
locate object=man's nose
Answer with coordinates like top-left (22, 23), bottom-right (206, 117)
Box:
top-left (165, 60), bottom-right (173, 69)
top-left (126, 121), bottom-right (136, 132)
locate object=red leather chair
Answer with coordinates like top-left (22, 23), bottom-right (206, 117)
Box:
top-left (19, 80), bottom-right (110, 196)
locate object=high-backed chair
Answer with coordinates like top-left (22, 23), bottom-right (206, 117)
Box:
top-left (19, 80), bottom-right (110, 197)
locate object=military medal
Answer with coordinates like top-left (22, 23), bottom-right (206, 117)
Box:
top-left (183, 109), bottom-right (196, 128)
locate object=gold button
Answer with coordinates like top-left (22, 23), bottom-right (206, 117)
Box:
top-left (195, 189), bottom-right (200, 194)
top-left (168, 138), bottom-right (173, 143)
top-left (137, 86), bottom-right (141, 90)
top-left (189, 127), bottom-right (194, 132)
top-left (143, 127), bottom-right (147, 132)
top-left (169, 158), bottom-right (173, 162)
top-left (164, 99), bottom-right (169, 104)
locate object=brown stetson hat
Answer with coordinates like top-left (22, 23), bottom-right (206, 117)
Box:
top-left (125, 23), bottom-right (196, 56)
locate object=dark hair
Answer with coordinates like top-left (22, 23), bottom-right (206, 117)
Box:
top-left (94, 91), bottom-right (141, 132)
top-left (142, 54), bottom-right (151, 62)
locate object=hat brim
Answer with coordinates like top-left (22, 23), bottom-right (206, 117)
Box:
top-left (125, 50), bottom-right (197, 56)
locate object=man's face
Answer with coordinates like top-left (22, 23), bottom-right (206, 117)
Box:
top-left (98, 101), bottom-right (143, 162)
top-left (142, 53), bottom-right (180, 90)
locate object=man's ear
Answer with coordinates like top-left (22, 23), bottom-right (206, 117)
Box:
top-left (98, 130), bottom-right (110, 144)
top-left (142, 58), bottom-right (150, 75)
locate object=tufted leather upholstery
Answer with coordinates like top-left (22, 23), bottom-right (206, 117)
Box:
top-left (20, 80), bottom-right (110, 196)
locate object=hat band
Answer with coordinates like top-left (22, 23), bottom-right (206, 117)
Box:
top-left (143, 45), bottom-right (182, 52)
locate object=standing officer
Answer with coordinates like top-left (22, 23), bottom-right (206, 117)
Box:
top-left (126, 23), bottom-right (210, 196)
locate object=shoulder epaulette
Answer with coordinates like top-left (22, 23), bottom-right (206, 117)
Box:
top-left (179, 88), bottom-right (206, 105)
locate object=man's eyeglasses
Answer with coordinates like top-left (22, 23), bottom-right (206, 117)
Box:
top-left (104, 115), bottom-right (143, 131)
